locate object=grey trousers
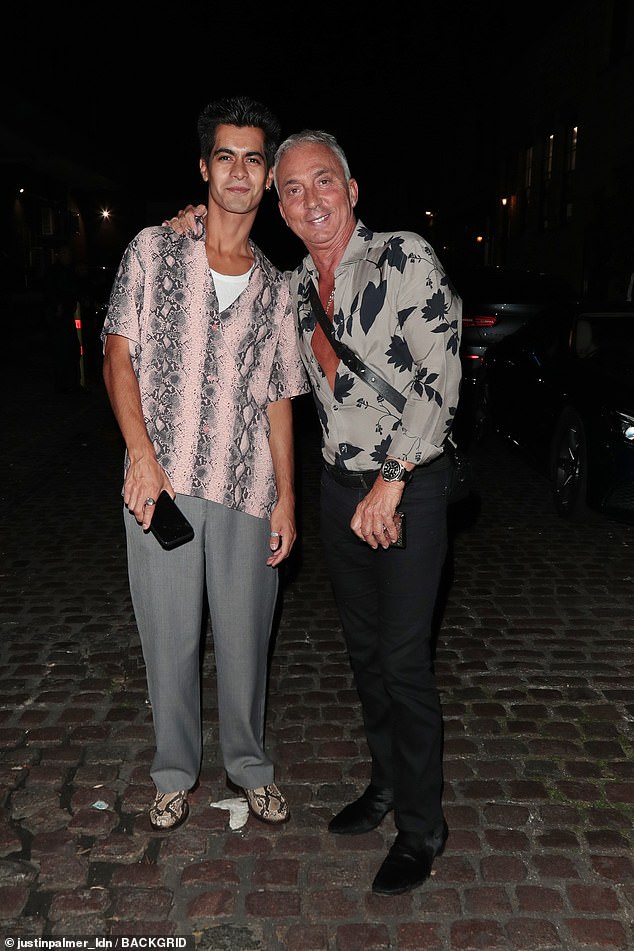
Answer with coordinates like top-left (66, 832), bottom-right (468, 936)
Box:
top-left (124, 494), bottom-right (279, 793)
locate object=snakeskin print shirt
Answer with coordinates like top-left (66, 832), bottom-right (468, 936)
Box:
top-left (287, 221), bottom-right (462, 471)
top-left (102, 227), bottom-right (309, 518)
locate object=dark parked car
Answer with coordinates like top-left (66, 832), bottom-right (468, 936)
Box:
top-left (474, 301), bottom-right (634, 523)
top-left (452, 265), bottom-right (577, 384)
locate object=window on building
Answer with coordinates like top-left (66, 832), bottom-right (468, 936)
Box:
top-left (515, 145), bottom-right (533, 234)
top-left (524, 146), bottom-right (533, 194)
top-left (540, 134), bottom-right (556, 230)
top-left (41, 206), bottom-right (54, 237)
top-left (563, 124), bottom-right (578, 221)
top-left (566, 125), bottom-right (577, 173)
top-left (544, 133), bottom-right (554, 182)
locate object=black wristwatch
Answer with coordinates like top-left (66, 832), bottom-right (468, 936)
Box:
top-left (380, 458), bottom-right (413, 484)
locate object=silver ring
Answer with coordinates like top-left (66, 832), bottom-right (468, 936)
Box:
top-left (145, 497), bottom-right (156, 506)
top-left (270, 531), bottom-right (280, 537)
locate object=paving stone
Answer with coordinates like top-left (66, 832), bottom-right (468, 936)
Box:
top-left (0, 916), bottom-right (45, 936)
top-left (0, 859), bottom-right (37, 887)
top-left (89, 831), bottom-right (150, 863)
top-left (0, 822), bottom-right (23, 857)
top-left (158, 831), bottom-right (210, 859)
top-left (2, 379), bottom-right (634, 944)
top-left (109, 886), bottom-right (173, 920)
top-left (0, 885), bottom-right (30, 919)
top-left (186, 889), bottom-right (234, 919)
top-left (180, 859), bottom-right (239, 887)
top-left (505, 917), bottom-right (562, 949)
top-left (591, 854), bottom-right (634, 881)
top-left (464, 885), bottom-right (513, 914)
top-left (37, 852), bottom-right (90, 888)
top-left (187, 809), bottom-right (230, 834)
top-left (585, 829), bottom-right (630, 850)
top-left (73, 764), bottom-right (120, 786)
top-left (67, 807), bottom-right (119, 837)
top-left (109, 920), bottom-right (177, 936)
top-left (49, 916), bottom-right (108, 935)
top-left (515, 884), bottom-right (565, 913)
top-left (22, 807), bottom-right (72, 835)
top-left (567, 882), bottom-right (620, 912)
top-left (334, 923), bottom-right (390, 950)
top-left (538, 829), bottom-right (581, 849)
top-left (565, 917), bottom-right (628, 947)
top-left (48, 885), bottom-right (110, 919)
top-left (39, 747), bottom-right (83, 765)
top-left (450, 919), bottom-right (507, 949)
top-left (110, 863), bottom-right (163, 886)
top-left (0, 729), bottom-right (27, 749)
top-left (280, 924), bottom-right (329, 951)
top-left (29, 829), bottom-right (75, 857)
top-left (70, 785), bottom-right (118, 812)
top-left (484, 829), bottom-right (530, 851)
top-left (24, 727), bottom-right (67, 747)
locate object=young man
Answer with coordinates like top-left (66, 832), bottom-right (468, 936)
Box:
top-left (166, 128), bottom-right (462, 894)
top-left (102, 97), bottom-right (309, 832)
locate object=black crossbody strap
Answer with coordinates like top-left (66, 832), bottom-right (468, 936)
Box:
top-left (308, 280), bottom-right (406, 414)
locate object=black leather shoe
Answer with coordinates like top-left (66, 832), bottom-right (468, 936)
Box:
top-left (372, 824), bottom-right (448, 895)
top-left (328, 784), bottom-right (394, 835)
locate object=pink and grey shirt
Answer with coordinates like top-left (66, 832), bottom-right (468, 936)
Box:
top-left (102, 226), bottom-right (309, 519)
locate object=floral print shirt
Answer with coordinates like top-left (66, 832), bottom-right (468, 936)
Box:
top-left (287, 221), bottom-right (462, 470)
top-left (102, 227), bottom-right (309, 518)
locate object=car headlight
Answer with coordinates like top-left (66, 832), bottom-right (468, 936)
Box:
top-left (616, 412), bottom-right (634, 441)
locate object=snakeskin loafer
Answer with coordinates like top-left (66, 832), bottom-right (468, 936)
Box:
top-left (149, 789), bottom-right (189, 831)
top-left (243, 783), bottom-right (290, 824)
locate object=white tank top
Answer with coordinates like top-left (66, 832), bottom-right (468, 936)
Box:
top-left (210, 266), bottom-right (253, 311)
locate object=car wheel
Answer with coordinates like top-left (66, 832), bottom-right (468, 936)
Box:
top-left (551, 409), bottom-right (588, 520)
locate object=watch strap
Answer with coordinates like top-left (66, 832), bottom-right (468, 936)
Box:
top-left (381, 459), bottom-right (413, 483)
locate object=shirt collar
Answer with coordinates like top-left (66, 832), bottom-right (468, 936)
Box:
top-left (303, 219), bottom-right (372, 279)
top-left (194, 225), bottom-right (277, 282)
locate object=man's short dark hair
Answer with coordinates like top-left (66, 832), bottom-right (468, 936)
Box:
top-left (198, 96), bottom-right (281, 170)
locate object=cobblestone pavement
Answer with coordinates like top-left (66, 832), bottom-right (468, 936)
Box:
top-left (1, 342), bottom-right (634, 950)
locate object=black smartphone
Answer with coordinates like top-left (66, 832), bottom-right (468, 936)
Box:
top-left (149, 491), bottom-right (195, 550)
top-left (390, 512), bottom-right (406, 548)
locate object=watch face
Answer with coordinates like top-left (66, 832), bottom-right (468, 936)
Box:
top-left (382, 459), bottom-right (404, 482)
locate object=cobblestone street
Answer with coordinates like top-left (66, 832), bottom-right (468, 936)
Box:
top-left (1, 340), bottom-right (633, 950)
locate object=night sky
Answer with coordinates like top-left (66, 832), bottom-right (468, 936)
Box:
top-left (8, 2), bottom-right (570, 266)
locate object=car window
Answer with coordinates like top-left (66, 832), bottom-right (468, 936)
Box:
top-left (581, 313), bottom-right (634, 364)
top-left (573, 318), bottom-right (596, 358)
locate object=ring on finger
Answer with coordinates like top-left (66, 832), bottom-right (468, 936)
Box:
top-left (145, 497), bottom-right (156, 506)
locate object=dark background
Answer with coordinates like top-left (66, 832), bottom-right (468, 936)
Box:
top-left (7, 1), bottom-right (570, 268)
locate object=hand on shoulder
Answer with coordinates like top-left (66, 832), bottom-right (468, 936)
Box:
top-left (162, 204), bottom-right (207, 237)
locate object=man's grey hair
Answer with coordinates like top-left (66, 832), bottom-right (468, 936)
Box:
top-left (273, 130), bottom-right (352, 194)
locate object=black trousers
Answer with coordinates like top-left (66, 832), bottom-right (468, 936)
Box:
top-left (320, 457), bottom-right (450, 835)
